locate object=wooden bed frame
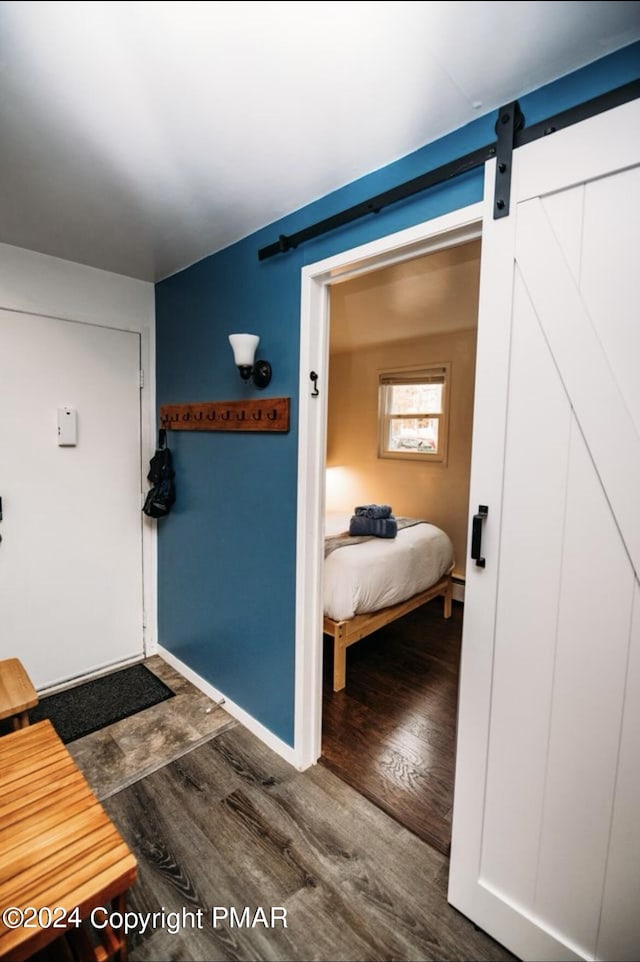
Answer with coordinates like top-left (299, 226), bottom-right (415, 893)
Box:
top-left (323, 571), bottom-right (453, 691)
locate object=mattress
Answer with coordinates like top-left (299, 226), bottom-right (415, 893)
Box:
top-left (324, 512), bottom-right (454, 622)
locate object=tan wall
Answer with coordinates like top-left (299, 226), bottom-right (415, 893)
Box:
top-left (326, 328), bottom-right (477, 578)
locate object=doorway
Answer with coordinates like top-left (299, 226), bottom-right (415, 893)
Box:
top-left (294, 202), bottom-right (484, 781)
top-left (319, 239), bottom-right (480, 853)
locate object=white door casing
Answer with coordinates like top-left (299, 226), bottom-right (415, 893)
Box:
top-left (295, 207), bottom-right (484, 770)
top-left (0, 310), bottom-right (145, 689)
top-left (449, 99), bottom-right (640, 960)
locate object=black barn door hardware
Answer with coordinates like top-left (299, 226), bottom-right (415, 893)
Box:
top-left (493, 101), bottom-right (524, 218)
top-left (259, 141), bottom-right (497, 260)
top-left (310, 371), bottom-right (319, 397)
top-left (258, 79), bottom-right (639, 260)
top-left (471, 505), bottom-right (489, 568)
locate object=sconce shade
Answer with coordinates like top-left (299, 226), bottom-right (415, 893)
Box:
top-left (228, 333), bottom-right (272, 389)
top-left (228, 333), bottom-right (259, 368)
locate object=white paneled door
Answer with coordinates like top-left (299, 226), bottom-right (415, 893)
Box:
top-left (449, 99), bottom-right (640, 961)
top-left (0, 311), bottom-right (144, 689)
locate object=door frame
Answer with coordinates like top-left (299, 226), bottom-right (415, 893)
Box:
top-left (294, 201), bottom-right (484, 769)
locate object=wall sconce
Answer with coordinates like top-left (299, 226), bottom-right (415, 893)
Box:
top-left (228, 333), bottom-right (272, 389)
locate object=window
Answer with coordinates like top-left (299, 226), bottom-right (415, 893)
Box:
top-left (378, 364), bottom-right (450, 462)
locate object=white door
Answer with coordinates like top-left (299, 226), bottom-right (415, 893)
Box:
top-left (0, 310), bottom-right (144, 689)
top-left (449, 99), bottom-right (640, 961)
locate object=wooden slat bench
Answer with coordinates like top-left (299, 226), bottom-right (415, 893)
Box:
top-left (0, 720), bottom-right (137, 961)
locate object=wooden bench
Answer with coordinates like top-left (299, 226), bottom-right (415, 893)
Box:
top-left (0, 658), bottom-right (38, 731)
top-left (0, 720), bottom-right (137, 961)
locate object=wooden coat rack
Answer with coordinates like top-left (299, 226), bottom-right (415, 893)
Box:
top-left (160, 398), bottom-right (290, 433)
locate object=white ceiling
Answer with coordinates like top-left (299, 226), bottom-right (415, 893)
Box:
top-left (330, 239), bottom-right (481, 353)
top-left (1, 1), bottom-right (639, 282)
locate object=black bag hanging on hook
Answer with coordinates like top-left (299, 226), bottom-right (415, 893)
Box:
top-left (143, 428), bottom-right (176, 519)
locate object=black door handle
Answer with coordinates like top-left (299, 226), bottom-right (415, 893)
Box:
top-left (471, 505), bottom-right (489, 568)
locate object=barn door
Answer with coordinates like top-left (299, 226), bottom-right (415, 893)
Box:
top-left (449, 99), bottom-right (640, 961)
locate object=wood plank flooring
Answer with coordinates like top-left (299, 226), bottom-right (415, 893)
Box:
top-left (67, 655), bottom-right (237, 800)
top-left (103, 724), bottom-right (516, 961)
top-left (321, 598), bottom-right (462, 855)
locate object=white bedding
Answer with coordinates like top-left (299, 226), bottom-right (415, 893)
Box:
top-left (324, 512), bottom-right (454, 622)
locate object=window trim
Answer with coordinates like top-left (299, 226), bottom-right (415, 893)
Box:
top-left (377, 362), bottom-right (451, 464)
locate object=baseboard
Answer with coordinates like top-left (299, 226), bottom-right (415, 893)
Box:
top-left (157, 646), bottom-right (301, 770)
top-left (452, 576), bottom-right (465, 604)
top-left (37, 654), bottom-right (145, 697)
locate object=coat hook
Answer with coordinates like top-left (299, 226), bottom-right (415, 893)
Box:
top-left (310, 371), bottom-right (319, 397)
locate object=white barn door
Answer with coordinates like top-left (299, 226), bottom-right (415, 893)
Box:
top-left (449, 99), bottom-right (640, 961)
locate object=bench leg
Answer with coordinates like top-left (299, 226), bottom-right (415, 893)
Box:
top-left (113, 892), bottom-right (129, 962)
top-left (11, 711), bottom-right (30, 731)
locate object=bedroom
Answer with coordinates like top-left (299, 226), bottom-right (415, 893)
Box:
top-left (320, 238), bottom-right (480, 855)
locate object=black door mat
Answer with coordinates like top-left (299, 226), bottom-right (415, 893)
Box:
top-left (28, 663), bottom-right (175, 743)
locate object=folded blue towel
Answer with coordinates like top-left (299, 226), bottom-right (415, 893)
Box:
top-left (354, 504), bottom-right (393, 519)
top-left (349, 514), bottom-right (397, 538)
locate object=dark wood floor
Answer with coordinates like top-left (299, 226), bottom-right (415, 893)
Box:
top-left (321, 598), bottom-right (462, 856)
top-left (103, 723), bottom-right (515, 961)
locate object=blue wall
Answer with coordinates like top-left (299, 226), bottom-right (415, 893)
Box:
top-left (156, 43), bottom-right (640, 746)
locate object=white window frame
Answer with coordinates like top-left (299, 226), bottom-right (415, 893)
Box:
top-left (377, 362), bottom-right (450, 463)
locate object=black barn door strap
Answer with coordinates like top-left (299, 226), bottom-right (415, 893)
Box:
top-left (493, 101), bottom-right (525, 219)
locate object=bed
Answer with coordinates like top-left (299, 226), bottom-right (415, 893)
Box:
top-left (324, 512), bottom-right (454, 691)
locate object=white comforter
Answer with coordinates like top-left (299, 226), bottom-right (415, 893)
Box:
top-left (324, 512), bottom-right (454, 622)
